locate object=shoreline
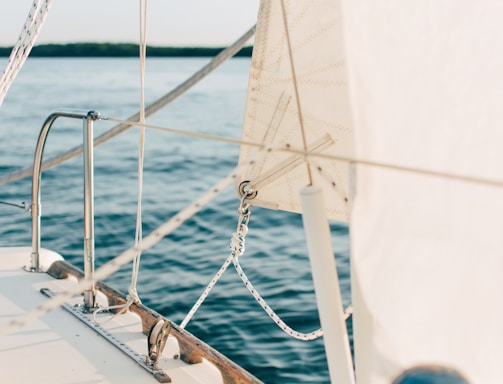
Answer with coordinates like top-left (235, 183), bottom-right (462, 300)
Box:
top-left (0, 43), bottom-right (253, 58)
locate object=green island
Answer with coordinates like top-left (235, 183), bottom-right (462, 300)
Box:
top-left (0, 42), bottom-right (253, 58)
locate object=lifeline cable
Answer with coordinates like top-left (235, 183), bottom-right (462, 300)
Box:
top-left (77, 117), bottom-right (503, 191)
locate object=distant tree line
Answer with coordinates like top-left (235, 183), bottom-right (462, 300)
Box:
top-left (0, 43), bottom-right (253, 58)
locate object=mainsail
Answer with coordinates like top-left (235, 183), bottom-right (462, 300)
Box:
top-left (237, 0), bottom-right (354, 222)
top-left (342, 1), bottom-right (503, 383)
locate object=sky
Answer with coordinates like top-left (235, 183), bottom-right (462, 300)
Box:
top-left (0, 0), bottom-right (260, 47)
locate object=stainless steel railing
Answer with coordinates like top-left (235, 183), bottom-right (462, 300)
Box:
top-left (28, 109), bottom-right (101, 310)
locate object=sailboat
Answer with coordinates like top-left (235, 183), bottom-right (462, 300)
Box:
top-left (1, 0), bottom-right (502, 383)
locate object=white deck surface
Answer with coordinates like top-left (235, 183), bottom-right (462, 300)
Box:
top-left (0, 247), bottom-right (223, 384)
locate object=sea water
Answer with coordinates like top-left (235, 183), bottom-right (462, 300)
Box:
top-left (0, 57), bottom-right (351, 383)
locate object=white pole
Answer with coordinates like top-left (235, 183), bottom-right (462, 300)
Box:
top-left (300, 185), bottom-right (355, 384)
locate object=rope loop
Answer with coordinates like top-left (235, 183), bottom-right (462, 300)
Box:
top-left (180, 189), bottom-right (328, 340)
top-left (230, 225), bottom-right (247, 258)
top-left (229, 187), bottom-right (327, 340)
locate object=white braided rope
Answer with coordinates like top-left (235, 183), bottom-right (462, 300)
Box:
top-left (229, 215), bottom-right (325, 341)
top-left (180, 177), bottom-right (356, 341)
top-left (180, 218), bottom-right (345, 340)
top-left (179, 199), bottom-right (251, 329)
top-left (232, 253), bottom-right (324, 341)
top-left (0, 0), bottom-right (52, 107)
top-left (179, 253), bottom-right (234, 329)
top-left (128, 0), bottom-right (149, 306)
top-left (181, 198), bottom-right (351, 341)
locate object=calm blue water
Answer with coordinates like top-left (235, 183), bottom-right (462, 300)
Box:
top-left (0, 58), bottom-right (351, 383)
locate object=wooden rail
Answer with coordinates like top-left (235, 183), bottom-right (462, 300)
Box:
top-left (47, 260), bottom-right (263, 384)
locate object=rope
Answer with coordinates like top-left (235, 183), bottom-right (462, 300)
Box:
top-left (232, 255), bottom-right (324, 341)
top-left (127, 0), bottom-right (149, 306)
top-left (75, 117), bottom-right (503, 191)
top-left (179, 253), bottom-right (234, 329)
top-left (229, 201), bottom-right (325, 341)
top-left (92, 301), bottom-right (132, 326)
top-left (0, 0), bottom-right (52, 107)
top-left (0, 24), bottom-right (256, 186)
top-left (180, 191), bottom-right (352, 341)
top-left (97, 1), bottom-right (150, 320)
top-left (179, 194), bottom-right (252, 329)
top-left (115, 116), bottom-right (503, 193)
top-left (102, 117), bottom-right (503, 190)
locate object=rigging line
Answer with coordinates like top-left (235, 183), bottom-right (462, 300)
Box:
top-left (180, 192), bottom-right (251, 329)
top-left (0, 0), bottom-right (42, 92)
top-left (181, 193), bottom-right (353, 338)
top-left (0, 0), bottom-right (52, 106)
top-left (179, 193), bottom-right (325, 340)
top-left (1, 0), bottom-right (51, 96)
top-left (285, 148), bottom-right (503, 190)
top-left (106, 117), bottom-right (264, 148)
top-left (246, 136), bottom-right (333, 192)
top-left (0, 24), bottom-right (256, 186)
top-left (104, 118), bottom-right (503, 190)
top-left (0, 148), bottom-right (271, 337)
top-left (129, 0), bottom-right (149, 305)
top-left (180, 253), bottom-right (233, 329)
top-left (277, 145), bottom-right (503, 190)
top-left (0, 200), bottom-right (29, 210)
top-left (232, 255), bottom-right (320, 341)
top-left (92, 301), bottom-right (132, 326)
top-left (279, 0), bottom-right (312, 185)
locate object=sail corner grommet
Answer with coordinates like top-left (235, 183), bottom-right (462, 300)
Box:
top-left (237, 180), bottom-right (258, 200)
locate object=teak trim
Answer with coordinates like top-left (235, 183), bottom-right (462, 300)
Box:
top-left (47, 260), bottom-right (263, 384)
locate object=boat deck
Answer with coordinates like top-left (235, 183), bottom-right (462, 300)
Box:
top-left (0, 247), bottom-right (223, 384)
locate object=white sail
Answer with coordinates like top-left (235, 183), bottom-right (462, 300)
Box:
top-left (237, 0), bottom-right (354, 222)
top-left (342, 1), bottom-right (503, 383)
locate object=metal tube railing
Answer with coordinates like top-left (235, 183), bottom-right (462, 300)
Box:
top-left (83, 114), bottom-right (96, 309)
top-left (28, 109), bottom-right (101, 310)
